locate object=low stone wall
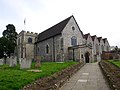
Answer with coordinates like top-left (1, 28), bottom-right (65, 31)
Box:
top-left (22, 62), bottom-right (84, 90)
top-left (99, 61), bottom-right (120, 90)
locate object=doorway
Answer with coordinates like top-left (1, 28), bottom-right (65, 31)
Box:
top-left (85, 52), bottom-right (90, 63)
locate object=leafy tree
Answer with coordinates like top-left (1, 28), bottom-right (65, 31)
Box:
top-left (2, 24), bottom-right (18, 57)
top-left (3, 24), bottom-right (17, 43)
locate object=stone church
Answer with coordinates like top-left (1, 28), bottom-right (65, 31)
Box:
top-left (17, 15), bottom-right (110, 63)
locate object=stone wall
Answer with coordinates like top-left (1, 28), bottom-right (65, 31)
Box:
top-left (62, 17), bottom-right (84, 60)
top-left (36, 37), bottom-right (54, 62)
top-left (17, 30), bottom-right (38, 59)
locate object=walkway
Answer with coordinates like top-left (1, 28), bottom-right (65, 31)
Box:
top-left (59, 62), bottom-right (110, 90)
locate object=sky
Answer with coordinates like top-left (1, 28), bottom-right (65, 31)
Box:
top-left (0, 0), bottom-right (120, 47)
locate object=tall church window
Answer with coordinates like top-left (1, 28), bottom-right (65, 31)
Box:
top-left (106, 46), bottom-right (109, 51)
top-left (18, 38), bottom-right (20, 45)
top-left (96, 44), bottom-right (99, 54)
top-left (71, 36), bottom-right (77, 46)
top-left (60, 38), bottom-right (63, 48)
top-left (28, 37), bottom-right (32, 43)
top-left (37, 47), bottom-right (40, 53)
top-left (46, 44), bottom-right (49, 54)
top-left (101, 45), bottom-right (104, 51)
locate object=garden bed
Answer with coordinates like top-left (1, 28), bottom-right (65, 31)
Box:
top-left (22, 62), bottom-right (84, 90)
top-left (99, 60), bottom-right (120, 90)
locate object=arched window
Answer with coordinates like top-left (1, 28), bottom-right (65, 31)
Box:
top-left (106, 46), bottom-right (109, 51)
top-left (101, 45), bottom-right (104, 51)
top-left (96, 44), bottom-right (99, 54)
top-left (37, 47), bottom-right (40, 53)
top-left (18, 38), bottom-right (20, 45)
top-left (46, 44), bottom-right (49, 54)
top-left (60, 38), bottom-right (63, 48)
top-left (28, 37), bottom-right (32, 43)
top-left (71, 36), bottom-right (77, 46)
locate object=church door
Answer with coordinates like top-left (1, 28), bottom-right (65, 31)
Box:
top-left (85, 52), bottom-right (90, 63)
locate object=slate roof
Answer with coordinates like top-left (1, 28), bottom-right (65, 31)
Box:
top-left (36, 16), bottom-right (72, 43)
top-left (97, 37), bottom-right (102, 42)
top-left (91, 35), bottom-right (96, 41)
top-left (84, 33), bottom-right (90, 40)
top-left (35, 15), bottom-right (83, 43)
top-left (103, 38), bottom-right (107, 43)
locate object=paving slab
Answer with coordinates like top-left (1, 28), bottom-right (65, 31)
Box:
top-left (59, 62), bottom-right (110, 90)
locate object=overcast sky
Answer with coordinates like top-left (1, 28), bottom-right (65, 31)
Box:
top-left (0, 0), bottom-right (120, 47)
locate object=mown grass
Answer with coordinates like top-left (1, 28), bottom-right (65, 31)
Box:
top-left (108, 60), bottom-right (120, 68)
top-left (0, 62), bottom-right (78, 90)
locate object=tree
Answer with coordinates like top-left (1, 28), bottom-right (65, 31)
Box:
top-left (115, 46), bottom-right (118, 53)
top-left (2, 24), bottom-right (18, 57)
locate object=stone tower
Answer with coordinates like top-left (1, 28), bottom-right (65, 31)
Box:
top-left (17, 30), bottom-right (38, 60)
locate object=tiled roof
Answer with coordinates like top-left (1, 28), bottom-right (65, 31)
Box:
top-left (97, 37), bottom-right (102, 42)
top-left (36, 16), bottom-right (72, 43)
top-left (91, 35), bottom-right (96, 41)
top-left (103, 38), bottom-right (107, 43)
top-left (84, 33), bottom-right (90, 40)
top-left (35, 15), bottom-right (83, 43)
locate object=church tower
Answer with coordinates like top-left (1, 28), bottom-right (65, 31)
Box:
top-left (17, 30), bottom-right (38, 60)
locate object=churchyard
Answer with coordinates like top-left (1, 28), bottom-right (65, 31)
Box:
top-left (0, 57), bottom-right (79, 90)
top-left (0, 56), bottom-right (120, 90)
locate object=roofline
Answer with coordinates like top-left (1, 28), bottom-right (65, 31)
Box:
top-left (72, 15), bottom-right (84, 37)
top-left (35, 33), bottom-right (61, 44)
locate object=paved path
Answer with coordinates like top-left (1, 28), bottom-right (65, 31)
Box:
top-left (59, 62), bottom-right (110, 90)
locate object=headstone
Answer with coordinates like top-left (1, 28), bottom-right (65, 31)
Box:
top-left (9, 56), bottom-right (17, 67)
top-left (20, 58), bottom-right (32, 69)
top-left (19, 58), bottom-right (22, 65)
top-left (0, 59), bottom-right (4, 65)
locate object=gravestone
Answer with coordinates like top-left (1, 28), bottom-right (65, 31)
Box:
top-left (19, 58), bottom-right (22, 65)
top-left (9, 56), bottom-right (17, 67)
top-left (20, 58), bottom-right (32, 69)
top-left (0, 59), bottom-right (4, 65)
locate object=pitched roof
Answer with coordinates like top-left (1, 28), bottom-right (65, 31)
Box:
top-left (103, 38), bottom-right (107, 43)
top-left (84, 33), bottom-right (90, 40)
top-left (91, 35), bottom-right (96, 41)
top-left (97, 37), bottom-right (102, 42)
top-left (36, 16), bottom-right (72, 43)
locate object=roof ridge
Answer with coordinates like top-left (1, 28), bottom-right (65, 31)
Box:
top-left (36, 16), bottom-right (72, 43)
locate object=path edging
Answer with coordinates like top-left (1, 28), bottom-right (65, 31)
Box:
top-left (99, 61), bottom-right (118, 90)
top-left (22, 62), bottom-right (84, 90)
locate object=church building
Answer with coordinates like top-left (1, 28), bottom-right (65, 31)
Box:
top-left (17, 15), bottom-right (110, 63)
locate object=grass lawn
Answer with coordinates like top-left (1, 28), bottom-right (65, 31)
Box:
top-left (108, 60), bottom-right (120, 68)
top-left (0, 62), bottom-right (78, 90)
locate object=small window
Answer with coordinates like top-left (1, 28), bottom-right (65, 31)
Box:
top-left (46, 44), bottom-right (49, 54)
top-left (72, 26), bottom-right (75, 31)
top-left (28, 37), bottom-right (32, 43)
